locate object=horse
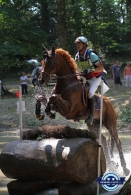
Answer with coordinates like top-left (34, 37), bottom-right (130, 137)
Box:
top-left (36, 44), bottom-right (129, 175)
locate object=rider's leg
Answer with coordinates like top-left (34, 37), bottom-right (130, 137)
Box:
top-left (85, 77), bottom-right (101, 125)
top-left (85, 96), bottom-right (95, 124)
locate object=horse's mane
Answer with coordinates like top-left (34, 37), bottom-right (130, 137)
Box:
top-left (55, 48), bottom-right (78, 73)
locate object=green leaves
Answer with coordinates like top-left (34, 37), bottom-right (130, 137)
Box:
top-left (37, 134), bottom-right (46, 141)
top-left (119, 107), bottom-right (131, 123)
top-left (0, 0), bottom-right (131, 74)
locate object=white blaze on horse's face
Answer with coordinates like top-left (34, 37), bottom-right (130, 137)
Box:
top-left (43, 54), bottom-right (56, 76)
top-left (44, 58), bottom-right (47, 63)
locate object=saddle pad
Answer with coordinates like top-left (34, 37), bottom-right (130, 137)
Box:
top-left (95, 95), bottom-right (101, 110)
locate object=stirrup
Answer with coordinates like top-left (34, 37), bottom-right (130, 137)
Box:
top-left (85, 114), bottom-right (93, 125)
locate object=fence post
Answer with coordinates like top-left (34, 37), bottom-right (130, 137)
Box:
top-left (19, 86), bottom-right (22, 140)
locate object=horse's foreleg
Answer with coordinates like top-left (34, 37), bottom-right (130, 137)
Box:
top-left (35, 99), bottom-right (45, 120)
top-left (45, 102), bottom-right (52, 115)
top-left (45, 102), bottom-right (56, 119)
top-left (57, 98), bottom-right (70, 115)
top-left (49, 95), bottom-right (70, 117)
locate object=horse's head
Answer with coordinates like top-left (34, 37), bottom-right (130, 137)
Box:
top-left (39, 44), bottom-right (56, 85)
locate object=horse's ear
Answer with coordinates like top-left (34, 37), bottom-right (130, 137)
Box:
top-left (52, 44), bottom-right (55, 56)
top-left (42, 44), bottom-right (48, 58)
top-left (42, 44), bottom-right (48, 52)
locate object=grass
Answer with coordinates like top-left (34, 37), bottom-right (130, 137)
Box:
top-left (119, 107), bottom-right (131, 123)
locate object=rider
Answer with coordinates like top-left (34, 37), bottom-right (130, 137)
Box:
top-left (75, 36), bottom-right (104, 125)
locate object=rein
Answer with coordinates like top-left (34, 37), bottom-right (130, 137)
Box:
top-left (42, 52), bottom-right (84, 79)
top-left (54, 72), bottom-right (82, 79)
top-left (42, 71), bottom-right (84, 79)
top-left (41, 52), bottom-right (86, 95)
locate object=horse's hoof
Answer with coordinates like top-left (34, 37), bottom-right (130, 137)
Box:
top-left (45, 108), bottom-right (51, 114)
top-left (46, 112), bottom-right (51, 116)
top-left (35, 111), bottom-right (40, 115)
top-left (123, 167), bottom-right (130, 176)
top-left (50, 113), bottom-right (56, 119)
top-left (39, 114), bottom-right (45, 120)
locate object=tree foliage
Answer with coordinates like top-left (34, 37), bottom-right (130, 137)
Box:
top-left (0, 0), bottom-right (131, 76)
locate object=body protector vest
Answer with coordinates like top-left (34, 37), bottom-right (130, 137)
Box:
top-left (75, 49), bottom-right (103, 79)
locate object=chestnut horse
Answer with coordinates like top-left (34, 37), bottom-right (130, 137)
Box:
top-left (36, 44), bottom-right (129, 175)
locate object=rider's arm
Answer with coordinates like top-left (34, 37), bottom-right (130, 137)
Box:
top-left (90, 53), bottom-right (104, 73)
top-left (94, 61), bottom-right (104, 73)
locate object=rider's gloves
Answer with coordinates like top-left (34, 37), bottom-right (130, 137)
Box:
top-left (84, 69), bottom-right (94, 75)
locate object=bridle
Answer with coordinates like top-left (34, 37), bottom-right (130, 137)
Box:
top-left (40, 52), bottom-right (85, 95)
top-left (41, 52), bottom-right (84, 79)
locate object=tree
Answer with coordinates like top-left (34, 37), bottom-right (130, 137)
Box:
top-left (55, 0), bottom-right (67, 49)
top-left (1, 0), bottom-right (131, 75)
top-left (0, 0), bottom-right (46, 77)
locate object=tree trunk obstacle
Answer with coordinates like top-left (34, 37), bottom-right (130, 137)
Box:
top-left (0, 125), bottom-right (106, 195)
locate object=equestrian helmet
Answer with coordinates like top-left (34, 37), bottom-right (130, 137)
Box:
top-left (75, 36), bottom-right (88, 45)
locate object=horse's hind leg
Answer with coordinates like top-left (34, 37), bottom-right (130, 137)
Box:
top-left (112, 135), bottom-right (129, 175)
top-left (110, 136), bottom-right (115, 158)
top-left (103, 120), bottom-right (129, 175)
top-left (87, 119), bottom-right (111, 163)
top-left (102, 98), bottom-right (130, 175)
top-left (101, 133), bottom-right (111, 162)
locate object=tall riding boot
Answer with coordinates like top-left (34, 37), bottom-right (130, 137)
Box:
top-left (85, 96), bottom-right (95, 125)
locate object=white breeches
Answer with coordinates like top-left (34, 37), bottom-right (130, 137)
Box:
top-left (87, 77), bottom-right (101, 98)
top-left (125, 75), bottom-right (131, 87)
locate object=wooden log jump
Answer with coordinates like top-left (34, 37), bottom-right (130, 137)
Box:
top-left (0, 125), bottom-right (106, 194)
top-left (22, 125), bottom-right (97, 141)
top-left (0, 138), bottom-right (106, 184)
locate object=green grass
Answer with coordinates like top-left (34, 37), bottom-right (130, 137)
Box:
top-left (119, 107), bottom-right (131, 123)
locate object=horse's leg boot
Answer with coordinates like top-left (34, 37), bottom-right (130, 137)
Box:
top-left (85, 96), bottom-right (95, 125)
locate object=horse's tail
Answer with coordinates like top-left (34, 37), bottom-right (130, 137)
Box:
top-left (103, 96), bottom-right (117, 156)
top-left (103, 95), bottom-right (117, 120)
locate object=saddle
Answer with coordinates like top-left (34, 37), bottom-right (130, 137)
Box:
top-left (82, 81), bottom-right (101, 110)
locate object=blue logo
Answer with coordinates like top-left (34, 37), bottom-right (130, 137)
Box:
top-left (97, 172), bottom-right (125, 191)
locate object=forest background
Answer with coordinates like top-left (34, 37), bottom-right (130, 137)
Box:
top-left (0, 0), bottom-right (131, 79)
